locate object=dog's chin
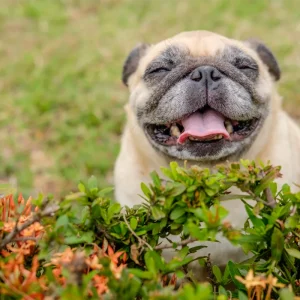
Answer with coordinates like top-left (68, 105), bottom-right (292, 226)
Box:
top-left (143, 113), bottom-right (263, 162)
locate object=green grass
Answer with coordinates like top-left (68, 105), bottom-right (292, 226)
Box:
top-left (0, 0), bottom-right (299, 197)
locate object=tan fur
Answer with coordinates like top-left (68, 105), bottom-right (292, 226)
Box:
top-left (114, 31), bottom-right (300, 270)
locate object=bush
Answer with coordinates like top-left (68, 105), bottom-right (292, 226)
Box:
top-left (0, 160), bottom-right (300, 299)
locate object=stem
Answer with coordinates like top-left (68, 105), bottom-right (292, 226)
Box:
top-left (247, 190), bottom-right (275, 208)
top-left (265, 284), bottom-right (273, 300)
top-left (0, 199), bottom-right (59, 250)
top-left (154, 237), bottom-right (197, 250)
top-left (122, 212), bottom-right (153, 250)
top-left (13, 237), bottom-right (39, 242)
top-left (264, 188), bottom-right (276, 208)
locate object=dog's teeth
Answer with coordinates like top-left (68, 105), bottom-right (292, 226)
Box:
top-left (225, 121), bottom-right (233, 134)
top-left (189, 135), bottom-right (223, 142)
top-left (170, 124), bottom-right (180, 137)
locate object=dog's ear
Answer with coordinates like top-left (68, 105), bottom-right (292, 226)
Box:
top-left (122, 43), bottom-right (149, 86)
top-left (245, 39), bottom-right (281, 81)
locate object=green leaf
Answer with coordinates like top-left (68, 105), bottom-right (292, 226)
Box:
top-left (107, 203), bottom-right (121, 221)
top-left (245, 205), bottom-right (265, 229)
top-left (187, 185), bottom-right (198, 192)
top-left (152, 223), bottom-right (160, 235)
top-left (279, 288), bottom-right (295, 300)
top-left (128, 269), bottom-right (153, 279)
top-left (170, 207), bottom-right (185, 220)
top-left (55, 215), bottom-right (69, 229)
top-left (254, 168), bottom-right (280, 195)
top-left (281, 183), bottom-right (291, 194)
top-left (174, 215), bottom-right (187, 224)
top-left (135, 230), bottom-right (147, 236)
top-left (98, 187), bottom-right (114, 197)
top-left (285, 248), bottom-right (300, 259)
top-left (130, 217), bottom-right (138, 231)
top-left (212, 265), bottom-right (222, 283)
top-left (285, 215), bottom-right (299, 229)
top-left (64, 231), bottom-right (94, 244)
top-left (150, 171), bottom-right (161, 188)
top-left (166, 256), bottom-right (193, 271)
top-left (211, 205), bottom-right (228, 221)
top-left (218, 285), bottom-right (227, 296)
top-left (159, 217), bottom-right (168, 230)
top-left (145, 251), bottom-right (165, 272)
top-left (141, 182), bottom-right (151, 198)
top-left (186, 222), bottom-right (208, 240)
top-left (151, 206), bottom-right (166, 220)
top-left (204, 188), bottom-right (216, 197)
top-left (87, 175), bottom-right (98, 190)
top-left (170, 161), bottom-right (179, 180)
top-left (168, 183), bottom-right (186, 197)
top-left (193, 208), bottom-right (206, 221)
top-left (177, 246), bottom-right (189, 259)
top-left (144, 251), bottom-right (158, 274)
top-left (238, 291), bottom-right (248, 300)
top-left (188, 245), bottom-right (207, 253)
top-left (238, 234), bottom-right (264, 243)
top-left (227, 261), bottom-right (245, 290)
top-left (78, 182), bottom-right (86, 192)
top-left (223, 263), bottom-right (231, 283)
top-left (271, 227), bottom-right (284, 261)
top-left (160, 167), bottom-right (173, 180)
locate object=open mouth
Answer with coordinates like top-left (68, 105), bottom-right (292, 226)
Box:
top-left (146, 108), bottom-right (259, 146)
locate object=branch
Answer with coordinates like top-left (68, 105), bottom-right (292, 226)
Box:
top-left (13, 237), bottom-right (39, 242)
top-left (247, 190), bottom-right (275, 208)
top-left (96, 225), bottom-right (115, 241)
top-left (122, 212), bottom-right (153, 250)
top-left (264, 187), bottom-right (276, 208)
top-left (0, 199), bottom-right (59, 250)
top-left (155, 237), bottom-right (197, 250)
top-left (260, 170), bottom-right (276, 208)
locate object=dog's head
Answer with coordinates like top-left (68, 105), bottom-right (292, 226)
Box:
top-left (122, 31), bottom-right (280, 162)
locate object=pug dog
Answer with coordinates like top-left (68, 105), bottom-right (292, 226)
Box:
top-left (114, 31), bottom-right (300, 269)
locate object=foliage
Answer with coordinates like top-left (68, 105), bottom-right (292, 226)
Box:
top-left (1, 0), bottom-right (300, 197)
top-left (0, 160), bottom-right (300, 299)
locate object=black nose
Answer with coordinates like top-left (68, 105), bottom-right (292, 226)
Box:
top-left (190, 66), bottom-right (222, 88)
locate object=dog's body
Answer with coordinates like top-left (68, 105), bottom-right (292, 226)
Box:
top-left (114, 31), bottom-right (300, 267)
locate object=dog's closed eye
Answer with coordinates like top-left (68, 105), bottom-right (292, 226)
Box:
top-left (234, 57), bottom-right (258, 71)
top-left (148, 66), bottom-right (171, 74)
top-left (237, 64), bottom-right (258, 70)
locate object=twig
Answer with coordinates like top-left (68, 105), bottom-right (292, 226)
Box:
top-left (0, 278), bottom-right (36, 300)
top-left (154, 237), bottom-right (197, 250)
top-left (260, 170), bottom-right (276, 208)
top-left (205, 253), bottom-right (214, 284)
top-left (264, 187), bottom-right (276, 208)
top-left (0, 199), bottom-right (59, 250)
top-left (247, 190), bottom-right (275, 208)
top-left (13, 237), bottom-right (39, 242)
top-left (122, 212), bottom-right (153, 250)
top-left (96, 225), bottom-right (115, 241)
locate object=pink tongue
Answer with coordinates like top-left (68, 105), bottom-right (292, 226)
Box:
top-left (178, 109), bottom-right (230, 144)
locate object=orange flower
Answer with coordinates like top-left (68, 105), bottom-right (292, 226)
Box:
top-left (0, 255), bottom-right (46, 297)
top-left (93, 274), bottom-right (109, 295)
top-left (0, 195), bottom-right (128, 298)
top-left (236, 269), bottom-right (286, 300)
top-left (1, 194), bottom-right (45, 257)
top-left (47, 243), bottom-right (127, 297)
top-left (235, 269), bottom-right (267, 290)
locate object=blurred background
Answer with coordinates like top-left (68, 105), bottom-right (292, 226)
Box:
top-left (0, 0), bottom-right (299, 197)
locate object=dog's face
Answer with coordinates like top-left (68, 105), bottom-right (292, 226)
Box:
top-left (122, 31), bottom-right (280, 162)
